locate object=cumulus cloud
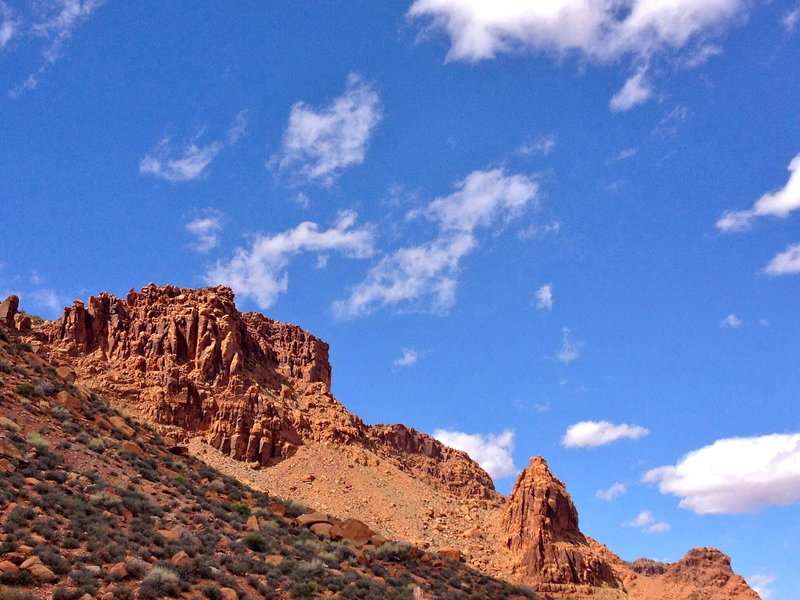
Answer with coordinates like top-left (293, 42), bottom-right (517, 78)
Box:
top-left (716, 154), bottom-right (800, 232)
top-left (434, 429), bottom-right (517, 480)
top-left (746, 574), bottom-right (776, 599)
top-left (764, 243), bottom-right (800, 276)
top-left (624, 510), bottom-right (670, 533)
top-left (644, 433), bottom-right (800, 514)
top-left (186, 210), bottom-right (224, 253)
top-left (516, 133), bottom-right (556, 156)
top-left (8, 0), bottom-right (106, 97)
top-left (609, 67), bottom-right (652, 112)
top-left (535, 283), bottom-right (553, 310)
top-left (140, 111), bottom-right (248, 182)
top-left (394, 348), bottom-right (419, 367)
top-left (408, 0), bottom-right (748, 108)
top-left (271, 73), bottom-right (382, 187)
top-left (596, 483), bottom-right (627, 501)
top-left (719, 313), bottom-right (743, 328)
top-left (206, 211), bottom-right (374, 309)
top-left (556, 327), bottom-right (582, 363)
top-left (334, 168), bottom-right (539, 318)
top-left (562, 420), bottom-right (650, 448)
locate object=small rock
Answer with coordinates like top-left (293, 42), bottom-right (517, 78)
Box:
top-left (0, 561), bottom-right (18, 573)
top-left (246, 515), bottom-right (259, 531)
top-left (220, 587), bottom-right (238, 600)
top-left (110, 416), bottom-right (136, 437)
top-left (108, 562), bottom-right (128, 579)
top-left (120, 440), bottom-right (144, 455)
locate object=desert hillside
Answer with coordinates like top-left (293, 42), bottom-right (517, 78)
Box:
top-left (0, 288), bottom-right (760, 600)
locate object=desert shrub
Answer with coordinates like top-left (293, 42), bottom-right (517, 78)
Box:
top-left (139, 566), bottom-right (180, 599)
top-left (231, 501), bottom-right (251, 516)
top-left (7, 342), bottom-right (32, 355)
top-left (0, 585), bottom-right (37, 600)
top-left (242, 532), bottom-right (269, 552)
top-left (16, 383), bottom-right (35, 398)
top-left (25, 431), bottom-right (49, 450)
top-left (33, 379), bottom-right (57, 397)
top-left (202, 585), bottom-right (224, 600)
top-left (0, 569), bottom-right (34, 586)
top-left (0, 359), bottom-right (11, 373)
top-left (373, 541), bottom-right (413, 563)
top-left (34, 546), bottom-right (70, 574)
top-left (290, 580), bottom-right (317, 598)
top-left (51, 404), bottom-right (71, 420)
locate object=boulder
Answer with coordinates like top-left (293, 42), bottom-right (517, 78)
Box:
top-left (220, 588), bottom-right (238, 600)
top-left (436, 548), bottom-right (464, 562)
top-left (330, 518), bottom-right (373, 546)
top-left (120, 440), bottom-right (144, 455)
top-left (310, 522), bottom-right (333, 539)
top-left (296, 511), bottom-right (331, 526)
top-left (246, 515), bottom-right (259, 531)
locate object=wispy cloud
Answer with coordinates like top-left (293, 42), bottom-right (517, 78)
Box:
top-left (516, 133), bottom-right (556, 156)
top-left (784, 4), bottom-right (800, 33)
top-left (434, 429), bottom-right (517, 480)
top-left (8, 0), bottom-right (106, 98)
top-left (719, 313), bottom-right (743, 328)
top-left (185, 209), bottom-right (224, 254)
top-left (644, 432), bottom-right (800, 514)
top-left (624, 510), bottom-right (670, 534)
top-left (717, 154), bottom-right (800, 232)
top-left (610, 67), bottom-right (652, 112)
top-left (556, 327), bottom-right (582, 364)
top-left (746, 574), bottom-right (777, 599)
top-left (764, 243), bottom-right (800, 275)
top-left (535, 283), bottom-right (553, 310)
top-left (334, 168), bottom-right (539, 318)
top-left (607, 147), bottom-right (639, 163)
top-left (394, 348), bottom-right (419, 367)
top-left (596, 483), bottom-right (627, 501)
top-left (206, 211), bottom-right (374, 309)
top-left (270, 73), bottom-right (382, 187)
top-left (140, 111), bottom-right (249, 182)
top-left (562, 420), bottom-right (650, 448)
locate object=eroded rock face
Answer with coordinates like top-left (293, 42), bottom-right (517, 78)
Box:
top-left (499, 457), bottom-right (622, 595)
top-left (45, 284), bottom-right (496, 500)
top-left (0, 295), bottom-right (19, 328)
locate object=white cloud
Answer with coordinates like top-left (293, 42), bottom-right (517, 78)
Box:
top-left (394, 348), bottom-right (419, 367)
top-left (516, 133), bottom-right (556, 156)
top-left (608, 147), bottom-right (639, 162)
top-left (408, 0), bottom-right (747, 108)
top-left (764, 243), bottom-right (800, 275)
top-left (434, 429), bottom-right (517, 480)
top-left (8, 0), bottom-right (106, 97)
top-left (562, 420), bottom-right (650, 448)
top-left (206, 210), bottom-right (374, 309)
top-left (784, 4), bottom-right (800, 33)
top-left (717, 154), bottom-right (800, 232)
top-left (556, 326), bottom-right (582, 364)
top-left (140, 111), bottom-right (248, 182)
top-left (596, 482), bottom-right (627, 501)
top-left (719, 313), bottom-right (743, 328)
top-left (186, 210), bottom-right (224, 253)
top-left (535, 283), bottom-right (553, 310)
top-left (610, 67), bottom-right (653, 112)
top-left (624, 510), bottom-right (670, 533)
top-left (334, 168), bottom-right (539, 318)
top-left (0, 2), bottom-right (15, 49)
top-left (271, 73), bottom-right (382, 186)
top-left (652, 105), bottom-right (689, 137)
top-left (746, 574), bottom-right (776, 599)
top-left (643, 433), bottom-right (800, 514)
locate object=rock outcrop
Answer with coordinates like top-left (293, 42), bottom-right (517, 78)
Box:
top-left (45, 284), bottom-right (496, 500)
top-left (498, 457), bottom-right (622, 595)
top-left (0, 294), bottom-right (19, 328)
top-left (20, 284), bottom-right (759, 600)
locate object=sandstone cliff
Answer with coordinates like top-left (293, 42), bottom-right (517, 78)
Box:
top-left (8, 286), bottom-right (759, 600)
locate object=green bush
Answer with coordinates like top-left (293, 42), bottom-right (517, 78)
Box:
top-left (242, 532), bottom-right (269, 552)
top-left (16, 383), bottom-right (35, 398)
top-left (231, 501), bottom-right (251, 516)
top-left (26, 432), bottom-right (50, 450)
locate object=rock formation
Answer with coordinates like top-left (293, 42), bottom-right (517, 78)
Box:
top-left (498, 457), bottom-right (622, 595)
top-left (0, 294), bottom-right (19, 328)
top-left (21, 283), bottom-right (759, 600)
top-left (45, 284), bottom-right (496, 501)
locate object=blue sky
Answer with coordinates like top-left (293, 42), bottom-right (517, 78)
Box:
top-left (2, 1), bottom-right (799, 597)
